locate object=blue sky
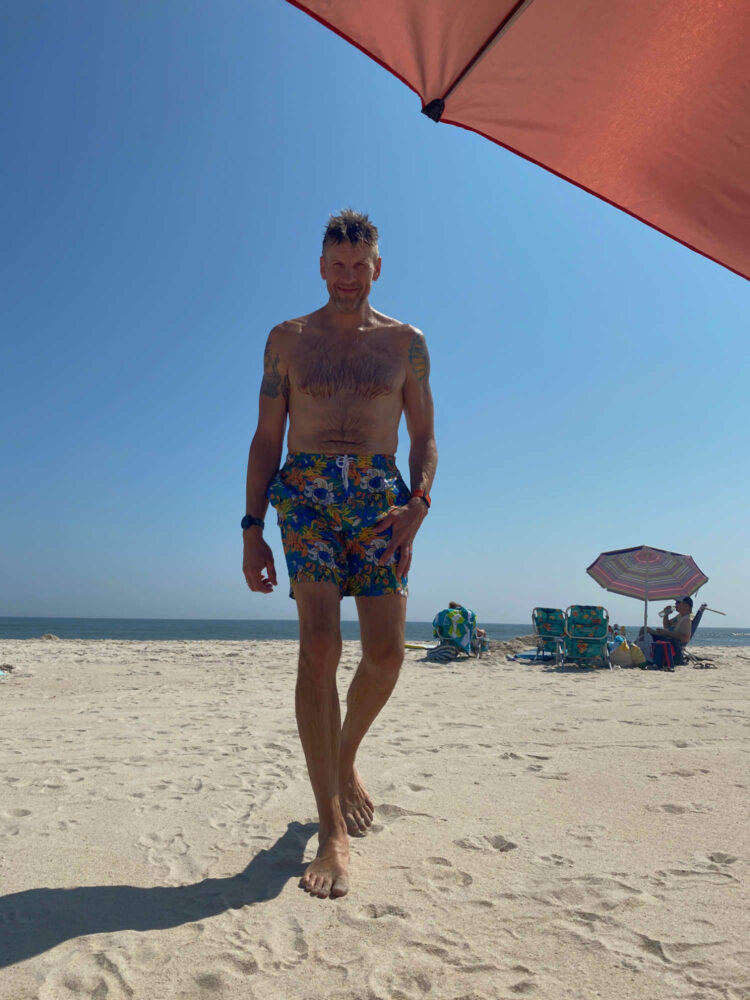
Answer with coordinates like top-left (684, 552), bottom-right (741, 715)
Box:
top-left (2, 0), bottom-right (748, 627)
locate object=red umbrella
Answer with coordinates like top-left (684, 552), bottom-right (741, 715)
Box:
top-left (586, 545), bottom-right (708, 630)
top-left (286, 0), bottom-right (750, 280)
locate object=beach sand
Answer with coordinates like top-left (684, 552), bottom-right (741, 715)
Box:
top-left (1, 637), bottom-right (748, 1000)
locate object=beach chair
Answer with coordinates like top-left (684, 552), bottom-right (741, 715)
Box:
top-left (678, 605), bottom-right (706, 665)
top-left (532, 607), bottom-right (565, 665)
top-left (562, 605), bottom-right (612, 669)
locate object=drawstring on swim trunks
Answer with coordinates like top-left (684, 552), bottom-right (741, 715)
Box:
top-left (335, 455), bottom-right (352, 492)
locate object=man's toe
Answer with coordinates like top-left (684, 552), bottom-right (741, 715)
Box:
top-left (331, 874), bottom-right (349, 898)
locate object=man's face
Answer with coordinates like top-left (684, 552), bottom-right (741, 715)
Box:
top-left (675, 600), bottom-right (688, 612)
top-left (320, 241), bottom-right (381, 314)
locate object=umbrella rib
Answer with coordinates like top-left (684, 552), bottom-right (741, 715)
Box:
top-left (422, 0), bottom-right (537, 121)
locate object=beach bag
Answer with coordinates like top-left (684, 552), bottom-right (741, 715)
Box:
top-left (652, 640), bottom-right (675, 671)
top-left (629, 643), bottom-right (646, 667)
top-left (609, 641), bottom-right (632, 667)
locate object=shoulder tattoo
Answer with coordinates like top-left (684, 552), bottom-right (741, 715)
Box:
top-left (408, 333), bottom-right (429, 382)
top-left (261, 341), bottom-right (289, 400)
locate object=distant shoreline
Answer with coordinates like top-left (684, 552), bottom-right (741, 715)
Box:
top-left (0, 616), bottom-right (748, 646)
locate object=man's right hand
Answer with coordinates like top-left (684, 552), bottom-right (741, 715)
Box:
top-left (243, 533), bottom-right (277, 593)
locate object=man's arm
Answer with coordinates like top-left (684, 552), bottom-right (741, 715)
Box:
top-left (243, 327), bottom-right (289, 593)
top-left (649, 615), bottom-right (691, 643)
top-left (404, 330), bottom-right (438, 494)
top-left (376, 328), bottom-right (437, 578)
top-left (649, 608), bottom-right (675, 637)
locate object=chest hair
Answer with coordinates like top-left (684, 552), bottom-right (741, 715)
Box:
top-left (296, 340), bottom-right (400, 400)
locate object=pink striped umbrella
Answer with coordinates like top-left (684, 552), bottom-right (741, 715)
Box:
top-left (286, 0), bottom-right (750, 280)
top-left (586, 545), bottom-right (708, 629)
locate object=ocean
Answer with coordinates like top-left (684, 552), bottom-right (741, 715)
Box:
top-left (1, 617), bottom-right (748, 647)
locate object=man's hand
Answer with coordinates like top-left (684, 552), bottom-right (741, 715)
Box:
top-left (243, 532), bottom-right (277, 593)
top-left (374, 498), bottom-right (428, 579)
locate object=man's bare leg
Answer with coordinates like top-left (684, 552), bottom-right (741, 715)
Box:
top-left (339, 594), bottom-right (406, 835)
top-left (294, 581), bottom-right (349, 898)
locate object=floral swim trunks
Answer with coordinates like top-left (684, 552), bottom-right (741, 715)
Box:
top-left (267, 453), bottom-right (411, 599)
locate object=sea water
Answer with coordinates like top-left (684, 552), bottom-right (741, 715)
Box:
top-left (0, 617), bottom-right (747, 647)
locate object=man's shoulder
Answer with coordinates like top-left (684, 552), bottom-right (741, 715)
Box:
top-left (371, 312), bottom-right (425, 343)
top-left (268, 312), bottom-right (322, 348)
top-left (270, 312), bottom-right (319, 335)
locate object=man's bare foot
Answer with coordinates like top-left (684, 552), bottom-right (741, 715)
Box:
top-left (340, 766), bottom-right (375, 836)
top-left (300, 833), bottom-right (349, 899)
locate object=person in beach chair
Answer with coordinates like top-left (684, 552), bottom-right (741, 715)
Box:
top-left (430, 601), bottom-right (482, 659)
top-left (645, 597), bottom-right (707, 665)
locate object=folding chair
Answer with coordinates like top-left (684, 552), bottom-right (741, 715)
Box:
top-left (679, 605), bottom-right (706, 665)
top-left (563, 605), bottom-right (612, 669)
top-left (532, 607), bottom-right (565, 665)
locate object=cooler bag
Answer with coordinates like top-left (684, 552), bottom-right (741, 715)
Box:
top-left (652, 640), bottom-right (675, 671)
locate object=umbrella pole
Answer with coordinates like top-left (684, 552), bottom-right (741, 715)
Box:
top-left (644, 599), bottom-right (648, 632)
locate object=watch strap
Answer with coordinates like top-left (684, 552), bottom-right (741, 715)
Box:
top-left (411, 489), bottom-right (431, 509)
top-left (241, 514), bottom-right (265, 530)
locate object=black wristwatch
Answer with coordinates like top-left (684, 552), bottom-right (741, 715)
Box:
top-left (241, 515), bottom-right (265, 530)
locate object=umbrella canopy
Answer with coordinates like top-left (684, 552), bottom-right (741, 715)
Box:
top-left (286, 0), bottom-right (750, 280)
top-left (586, 545), bottom-right (708, 629)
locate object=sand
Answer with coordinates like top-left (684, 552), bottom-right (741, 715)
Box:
top-left (1, 637), bottom-right (748, 1000)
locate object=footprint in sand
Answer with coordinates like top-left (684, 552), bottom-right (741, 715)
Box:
top-left (454, 834), bottom-right (518, 853)
top-left (255, 914), bottom-right (308, 972)
top-left (369, 803), bottom-right (434, 833)
top-left (646, 802), bottom-right (713, 814)
top-left (38, 949), bottom-right (134, 1000)
top-left (708, 851), bottom-right (738, 865)
top-left (362, 902), bottom-right (411, 919)
top-left (663, 768), bottom-right (710, 778)
top-left (538, 853), bottom-right (574, 867)
top-left (567, 823), bottom-right (607, 846)
top-left (406, 857), bottom-right (473, 893)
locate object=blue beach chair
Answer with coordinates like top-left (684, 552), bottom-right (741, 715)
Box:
top-left (563, 605), bottom-right (612, 669)
top-left (532, 607), bottom-right (565, 665)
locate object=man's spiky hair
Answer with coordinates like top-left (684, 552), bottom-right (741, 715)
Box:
top-left (322, 209), bottom-right (379, 253)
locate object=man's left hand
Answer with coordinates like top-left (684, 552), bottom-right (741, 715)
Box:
top-left (374, 498), bottom-right (428, 579)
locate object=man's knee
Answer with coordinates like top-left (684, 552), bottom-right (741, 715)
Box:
top-left (360, 640), bottom-right (404, 684)
top-left (298, 627), bottom-right (342, 684)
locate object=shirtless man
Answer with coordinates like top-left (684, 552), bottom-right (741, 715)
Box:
top-left (646, 596), bottom-right (704, 661)
top-left (242, 210), bottom-right (437, 899)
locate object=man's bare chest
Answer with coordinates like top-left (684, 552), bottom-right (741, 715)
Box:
top-left (291, 338), bottom-right (403, 401)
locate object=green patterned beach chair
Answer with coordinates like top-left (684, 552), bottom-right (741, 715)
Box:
top-left (563, 605), bottom-right (612, 669)
top-left (532, 607), bottom-right (566, 664)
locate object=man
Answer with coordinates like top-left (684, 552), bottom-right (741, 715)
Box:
top-left (646, 596), bottom-right (698, 662)
top-left (242, 210), bottom-right (437, 900)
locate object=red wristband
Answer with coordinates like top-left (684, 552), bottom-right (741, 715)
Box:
top-left (411, 489), bottom-right (431, 509)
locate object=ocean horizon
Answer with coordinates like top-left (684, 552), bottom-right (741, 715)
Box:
top-left (1, 616), bottom-right (748, 647)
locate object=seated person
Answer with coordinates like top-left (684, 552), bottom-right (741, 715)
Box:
top-left (433, 601), bottom-right (479, 656)
top-left (645, 596), bottom-right (698, 664)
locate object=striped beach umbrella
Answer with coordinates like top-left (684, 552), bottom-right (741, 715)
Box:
top-left (586, 546), bottom-right (708, 630)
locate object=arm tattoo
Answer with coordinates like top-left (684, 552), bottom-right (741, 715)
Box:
top-left (261, 342), bottom-right (289, 400)
top-left (408, 334), bottom-right (429, 382)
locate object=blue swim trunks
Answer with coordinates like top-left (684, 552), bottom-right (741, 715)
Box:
top-left (267, 453), bottom-right (411, 599)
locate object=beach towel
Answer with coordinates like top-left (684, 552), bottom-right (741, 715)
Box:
top-left (432, 605), bottom-right (478, 656)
